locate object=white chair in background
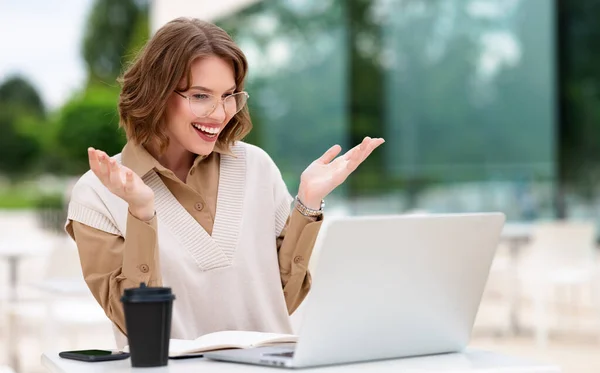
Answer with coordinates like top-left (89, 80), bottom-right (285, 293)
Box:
top-left (516, 220), bottom-right (599, 346)
top-left (9, 235), bottom-right (114, 355)
top-left (477, 222), bottom-right (537, 338)
top-left (473, 240), bottom-right (513, 336)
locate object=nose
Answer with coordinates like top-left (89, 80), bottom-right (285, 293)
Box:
top-left (208, 100), bottom-right (227, 122)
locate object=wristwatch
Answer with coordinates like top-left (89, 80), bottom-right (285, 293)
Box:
top-left (294, 195), bottom-right (324, 218)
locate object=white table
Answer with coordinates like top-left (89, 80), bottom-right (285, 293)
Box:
top-left (41, 349), bottom-right (560, 373)
top-left (0, 238), bottom-right (53, 373)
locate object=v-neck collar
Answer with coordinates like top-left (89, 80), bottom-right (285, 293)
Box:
top-left (142, 142), bottom-right (246, 271)
top-left (121, 141), bottom-right (236, 179)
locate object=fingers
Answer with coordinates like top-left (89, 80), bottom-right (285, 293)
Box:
top-left (345, 137), bottom-right (385, 172)
top-left (88, 148), bottom-right (110, 180)
top-left (357, 137), bottom-right (384, 159)
top-left (88, 147), bottom-right (126, 191)
top-left (318, 144), bottom-right (342, 164)
top-left (88, 147), bottom-right (98, 172)
top-left (342, 136), bottom-right (373, 161)
top-left (342, 143), bottom-right (361, 161)
top-left (347, 137), bottom-right (370, 167)
top-left (124, 169), bottom-right (135, 193)
top-left (362, 138), bottom-right (385, 160)
top-left (121, 164), bottom-right (136, 192)
top-left (108, 158), bottom-right (125, 190)
top-left (357, 136), bottom-right (371, 159)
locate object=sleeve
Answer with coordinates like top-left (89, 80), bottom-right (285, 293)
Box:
top-left (268, 155), bottom-right (322, 314)
top-left (277, 209), bottom-right (323, 314)
top-left (66, 188), bottom-right (161, 335)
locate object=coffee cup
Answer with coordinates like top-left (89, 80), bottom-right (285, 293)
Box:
top-left (121, 283), bottom-right (175, 367)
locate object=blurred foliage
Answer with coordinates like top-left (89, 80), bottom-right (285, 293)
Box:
top-left (0, 188), bottom-right (40, 209)
top-left (217, 0), bottom-right (591, 217)
top-left (83, 0), bottom-right (149, 83)
top-left (346, 0), bottom-right (386, 197)
top-left (0, 75), bottom-right (45, 117)
top-left (0, 109), bottom-right (41, 177)
top-left (558, 0), bottom-right (600, 204)
top-left (53, 0), bottom-right (150, 175)
top-left (0, 0), bottom-right (148, 209)
top-left (218, 0), bottom-right (349, 191)
top-left (53, 0), bottom-right (147, 175)
top-left (124, 3), bottom-right (151, 63)
top-left (0, 0), bottom-right (599, 221)
top-left (0, 76), bottom-right (43, 178)
top-left (377, 0), bottom-right (554, 209)
top-left (56, 85), bottom-right (126, 174)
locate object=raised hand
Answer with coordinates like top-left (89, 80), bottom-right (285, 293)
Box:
top-left (88, 147), bottom-right (155, 220)
top-left (298, 137), bottom-right (385, 209)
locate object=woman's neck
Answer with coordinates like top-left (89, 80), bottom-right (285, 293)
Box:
top-left (146, 142), bottom-right (194, 182)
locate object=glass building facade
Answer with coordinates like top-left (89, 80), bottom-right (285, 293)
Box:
top-left (217, 0), bottom-right (599, 222)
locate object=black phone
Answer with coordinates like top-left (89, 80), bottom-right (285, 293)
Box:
top-left (59, 349), bottom-right (130, 362)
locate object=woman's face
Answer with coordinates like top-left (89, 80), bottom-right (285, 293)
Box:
top-left (164, 55), bottom-right (237, 156)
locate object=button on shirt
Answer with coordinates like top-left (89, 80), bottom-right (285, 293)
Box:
top-left (65, 142), bottom-right (323, 336)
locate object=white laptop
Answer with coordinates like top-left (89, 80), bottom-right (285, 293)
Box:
top-left (205, 212), bottom-right (506, 368)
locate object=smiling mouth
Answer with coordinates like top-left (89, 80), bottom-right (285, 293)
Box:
top-left (192, 123), bottom-right (219, 138)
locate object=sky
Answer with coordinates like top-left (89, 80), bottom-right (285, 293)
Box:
top-left (0, 0), bottom-right (94, 110)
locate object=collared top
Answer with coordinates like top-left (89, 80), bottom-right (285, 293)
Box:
top-left (66, 142), bottom-right (322, 337)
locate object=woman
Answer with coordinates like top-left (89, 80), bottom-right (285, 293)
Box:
top-left (66, 17), bottom-right (383, 346)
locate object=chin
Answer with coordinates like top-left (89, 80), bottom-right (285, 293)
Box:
top-left (189, 142), bottom-right (216, 156)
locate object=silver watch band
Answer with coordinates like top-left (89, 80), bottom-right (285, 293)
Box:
top-left (294, 195), bottom-right (324, 217)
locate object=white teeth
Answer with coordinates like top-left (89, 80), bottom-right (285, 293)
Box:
top-left (192, 123), bottom-right (219, 134)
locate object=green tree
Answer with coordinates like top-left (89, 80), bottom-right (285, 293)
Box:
top-left (82, 0), bottom-right (148, 83)
top-left (0, 75), bottom-right (45, 117)
top-left (56, 85), bottom-right (126, 174)
top-left (124, 3), bottom-right (150, 62)
top-left (557, 0), bottom-right (600, 216)
top-left (0, 110), bottom-right (40, 177)
top-left (0, 76), bottom-right (44, 177)
top-left (54, 0), bottom-right (150, 175)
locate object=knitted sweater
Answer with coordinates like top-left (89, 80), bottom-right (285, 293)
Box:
top-left (67, 142), bottom-right (295, 345)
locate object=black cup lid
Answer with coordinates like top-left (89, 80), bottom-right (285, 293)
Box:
top-left (121, 283), bottom-right (176, 303)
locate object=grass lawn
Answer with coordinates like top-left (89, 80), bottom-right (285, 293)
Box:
top-left (0, 188), bottom-right (40, 209)
top-left (0, 180), bottom-right (66, 209)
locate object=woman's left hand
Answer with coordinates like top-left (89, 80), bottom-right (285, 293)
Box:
top-left (298, 136), bottom-right (385, 209)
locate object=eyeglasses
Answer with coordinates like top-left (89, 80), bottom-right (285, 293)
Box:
top-left (174, 90), bottom-right (249, 118)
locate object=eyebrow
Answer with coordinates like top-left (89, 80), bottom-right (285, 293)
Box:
top-left (189, 85), bottom-right (237, 93)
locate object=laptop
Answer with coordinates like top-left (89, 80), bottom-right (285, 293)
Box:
top-left (205, 212), bottom-right (506, 368)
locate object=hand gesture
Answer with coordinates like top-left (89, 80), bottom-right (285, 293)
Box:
top-left (298, 137), bottom-right (385, 208)
top-left (88, 147), bottom-right (155, 220)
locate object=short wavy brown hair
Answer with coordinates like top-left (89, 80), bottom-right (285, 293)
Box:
top-left (118, 17), bottom-right (251, 152)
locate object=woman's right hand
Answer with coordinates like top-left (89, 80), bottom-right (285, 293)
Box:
top-left (88, 147), bottom-right (155, 221)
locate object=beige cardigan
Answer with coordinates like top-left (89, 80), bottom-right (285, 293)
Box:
top-left (67, 142), bottom-right (320, 347)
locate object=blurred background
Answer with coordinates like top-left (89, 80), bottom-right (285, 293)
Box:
top-left (1, 0), bottom-right (599, 372)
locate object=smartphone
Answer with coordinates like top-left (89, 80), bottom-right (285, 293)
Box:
top-left (59, 349), bottom-right (130, 362)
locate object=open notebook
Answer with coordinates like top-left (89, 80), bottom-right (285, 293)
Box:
top-left (125, 331), bottom-right (297, 358)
